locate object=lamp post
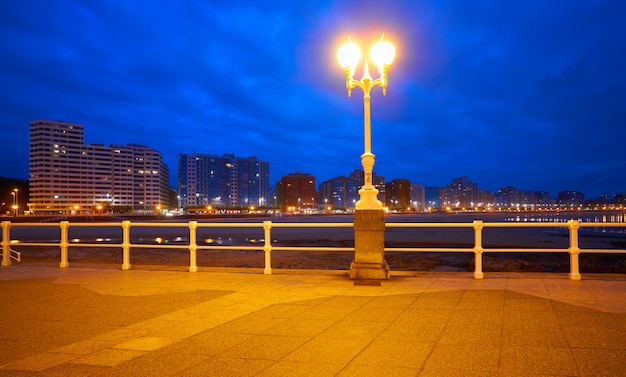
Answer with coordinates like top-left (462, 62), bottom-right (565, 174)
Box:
top-left (337, 34), bottom-right (396, 280)
top-left (337, 35), bottom-right (395, 209)
top-left (11, 189), bottom-right (18, 216)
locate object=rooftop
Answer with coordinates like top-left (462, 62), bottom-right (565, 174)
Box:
top-left (1, 264), bottom-right (625, 376)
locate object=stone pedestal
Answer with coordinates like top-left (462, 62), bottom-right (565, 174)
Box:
top-left (350, 209), bottom-right (390, 280)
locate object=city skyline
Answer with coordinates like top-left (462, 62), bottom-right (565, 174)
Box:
top-left (1, 1), bottom-right (625, 199)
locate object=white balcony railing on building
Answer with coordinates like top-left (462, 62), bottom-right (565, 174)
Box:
top-left (2, 220), bottom-right (625, 280)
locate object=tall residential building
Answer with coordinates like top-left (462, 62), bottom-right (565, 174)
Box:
top-left (440, 176), bottom-right (479, 209)
top-left (531, 191), bottom-right (556, 208)
top-left (477, 189), bottom-right (495, 209)
top-left (558, 191), bottom-right (585, 208)
top-left (318, 176), bottom-right (359, 209)
top-left (275, 172), bottom-right (316, 211)
top-left (495, 186), bottom-right (529, 208)
top-left (178, 153), bottom-right (269, 208)
top-left (349, 169), bottom-right (386, 204)
top-left (29, 120), bottom-right (171, 214)
top-left (385, 179), bottom-right (411, 211)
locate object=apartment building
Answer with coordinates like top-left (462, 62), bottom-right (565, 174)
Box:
top-left (178, 153), bottom-right (270, 208)
top-left (275, 172), bottom-right (316, 211)
top-left (317, 175), bottom-right (358, 209)
top-left (28, 120), bottom-right (171, 214)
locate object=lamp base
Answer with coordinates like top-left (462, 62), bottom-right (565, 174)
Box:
top-left (349, 261), bottom-right (390, 280)
top-left (350, 209), bottom-right (390, 280)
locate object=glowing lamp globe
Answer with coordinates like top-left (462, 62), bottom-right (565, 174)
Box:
top-left (370, 40), bottom-right (396, 67)
top-left (337, 40), bottom-right (361, 71)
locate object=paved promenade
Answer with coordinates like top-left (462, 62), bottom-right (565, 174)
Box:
top-left (1, 263), bottom-right (625, 376)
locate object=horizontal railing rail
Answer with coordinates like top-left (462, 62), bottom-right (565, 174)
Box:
top-left (2, 219), bottom-right (625, 280)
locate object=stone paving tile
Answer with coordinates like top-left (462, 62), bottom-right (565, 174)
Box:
top-left (446, 308), bottom-right (503, 325)
top-left (337, 364), bottom-right (421, 377)
top-left (499, 345), bottom-right (579, 376)
top-left (174, 357), bottom-right (275, 377)
top-left (456, 295), bottom-right (505, 310)
top-left (102, 350), bottom-right (212, 377)
top-left (422, 343), bottom-right (501, 374)
top-left (261, 317), bottom-right (336, 337)
top-left (219, 335), bottom-right (309, 360)
top-left (504, 297), bottom-right (556, 311)
top-left (394, 307), bottom-right (454, 324)
top-left (112, 336), bottom-right (179, 351)
top-left (572, 348), bottom-right (626, 376)
top-left (377, 320), bottom-right (447, 343)
top-left (438, 322), bottom-right (503, 345)
top-left (291, 303), bottom-right (358, 320)
top-left (341, 305), bottom-right (405, 322)
top-left (315, 320), bottom-right (391, 342)
top-left (350, 339), bottom-right (434, 369)
top-left (35, 362), bottom-right (113, 377)
top-left (257, 361), bottom-right (345, 377)
top-left (164, 330), bottom-right (254, 357)
top-left (49, 339), bottom-right (116, 355)
top-left (0, 352), bottom-right (79, 372)
top-left (69, 348), bottom-right (147, 367)
top-left (360, 293), bottom-right (419, 308)
top-left (502, 323), bottom-right (568, 347)
top-left (0, 340), bottom-right (58, 366)
top-left (410, 296), bottom-right (461, 309)
top-left (281, 337), bottom-right (371, 364)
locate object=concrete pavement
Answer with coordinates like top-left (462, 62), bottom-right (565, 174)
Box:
top-left (1, 263), bottom-right (625, 376)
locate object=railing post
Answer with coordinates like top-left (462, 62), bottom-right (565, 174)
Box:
top-left (473, 220), bottom-right (484, 279)
top-left (1, 221), bottom-right (11, 267)
top-left (568, 219), bottom-right (581, 280)
top-left (263, 221), bottom-right (272, 275)
top-left (121, 220), bottom-right (131, 270)
top-left (59, 221), bottom-right (69, 268)
top-left (189, 221), bottom-right (198, 272)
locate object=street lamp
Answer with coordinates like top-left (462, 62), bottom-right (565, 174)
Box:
top-left (11, 189), bottom-right (18, 216)
top-left (337, 35), bottom-right (395, 210)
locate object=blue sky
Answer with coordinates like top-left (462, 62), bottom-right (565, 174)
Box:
top-left (1, 0), bottom-right (625, 199)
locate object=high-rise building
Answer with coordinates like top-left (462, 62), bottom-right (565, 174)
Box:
top-left (495, 186), bottom-right (529, 208)
top-left (440, 176), bottom-right (479, 209)
top-left (385, 179), bottom-right (411, 211)
top-left (318, 176), bottom-right (359, 209)
top-left (350, 169), bottom-right (386, 204)
top-left (275, 172), bottom-right (316, 211)
top-left (558, 191), bottom-right (585, 208)
top-left (477, 189), bottom-right (495, 209)
top-left (122, 144), bottom-right (171, 210)
top-left (178, 153), bottom-right (269, 208)
top-left (28, 120), bottom-right (171, 214)
top-left (531, 191), bottom-right (555, 208)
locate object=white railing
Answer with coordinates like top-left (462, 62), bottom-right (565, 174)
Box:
top-left (386, 220), bottom-right (626, 280)
top-left (2, 219), bottom-right (625, 280)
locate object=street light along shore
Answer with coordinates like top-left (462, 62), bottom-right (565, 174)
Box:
top-left (337, 34), bottom-right (395, 210)
top-left (337, 34), bottom-right (396, 280)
